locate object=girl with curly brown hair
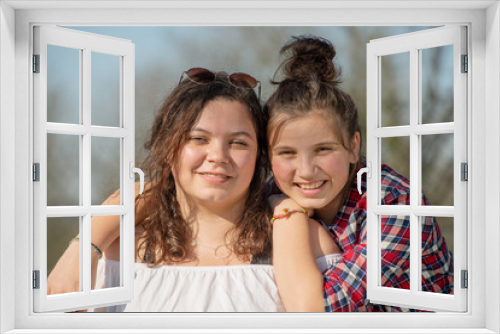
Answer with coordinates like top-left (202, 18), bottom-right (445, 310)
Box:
top-left (48, 68), bottom-right (284, 312)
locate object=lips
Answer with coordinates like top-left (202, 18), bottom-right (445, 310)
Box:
top-left (197, 171), bottom-right (231, 180)
top-left (294, 181), bottom-right (325, 189)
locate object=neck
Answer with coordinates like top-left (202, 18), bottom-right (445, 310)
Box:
top-left (179, 197), bottom-right (246, 245)
top-left (315, 195), bottom-right (343, 224)
top-left (192, 210), bottom-right (239, 242)
top-left (316, 178), bottom-right (352, 223)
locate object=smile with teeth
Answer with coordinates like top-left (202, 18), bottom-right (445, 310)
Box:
top-left (295, 181), bottom-right (325, 189)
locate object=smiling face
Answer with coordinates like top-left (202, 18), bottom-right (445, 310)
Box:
top-left (270, 112), bottom-right (360, 221)
top-left (172, 98), bottom-right (258, 212)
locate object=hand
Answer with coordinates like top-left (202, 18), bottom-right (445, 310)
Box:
top-left (268, 194), bottom-right (314, 218)
top-left (268, 193), bottom-right (289, 210)
top-left (47, 240), bottom-right (100, 296)
top-left (47, 241), bottom-right (81, 295)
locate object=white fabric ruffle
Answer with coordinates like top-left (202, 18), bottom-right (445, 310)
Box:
top-left (92, 252), bottom-right (342, 313)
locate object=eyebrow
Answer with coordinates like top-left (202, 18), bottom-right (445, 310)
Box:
top-left (190, 127), bottom-right (255, 139)
top-left (272, 141), bottom-right (340, 150)
top-left (314, 141), bottom-right (341, 146)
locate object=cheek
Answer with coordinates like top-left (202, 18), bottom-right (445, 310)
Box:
top-left (180, 146), bottom-right (205, 166)
top-left (271, 158), bottom-right (293, 184)
top-left (234, 150), bottom-right (257, 176)
top-left (322, 154), bottom-right (350, 179)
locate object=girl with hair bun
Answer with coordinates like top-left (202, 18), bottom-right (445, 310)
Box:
top-left (266, 36), bottom-right (454, 312)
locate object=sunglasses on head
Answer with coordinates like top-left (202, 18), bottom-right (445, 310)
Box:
top-left (179, 67), bottom-right (261, 99)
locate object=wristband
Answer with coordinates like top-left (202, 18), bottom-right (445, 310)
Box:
top-left (69, 237), bottom-right (103, 258)
top-left (270, 208), bottom-right (309, 225)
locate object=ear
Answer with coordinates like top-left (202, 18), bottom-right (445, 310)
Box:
top-left (349, 132), bottom-right (361, 164)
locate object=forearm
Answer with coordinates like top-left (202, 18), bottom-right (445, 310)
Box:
top-left (88, 215), bottom-right (121, 255)
top-left (90, 182), bottom-right (147, 257)
top-left (272, 213), bottom-right (325, 312)
top-left (48, 188), bottom-right (133, 294)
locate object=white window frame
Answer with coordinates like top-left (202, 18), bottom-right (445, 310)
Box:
top-left (0, 1), bottom-right (499, 333)
top-left (33, 25), bottom-right (136, 312)
top-left (365, 26), bottom-right (467, 312)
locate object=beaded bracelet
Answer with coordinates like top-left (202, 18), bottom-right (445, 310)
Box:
top-left (69, 237), bottom-right (103, 258)
top-left (270, 208), bottom-right (309, 225)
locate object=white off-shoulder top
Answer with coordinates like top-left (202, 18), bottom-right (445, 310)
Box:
top-left (92, 253), bottom-right (342, 313)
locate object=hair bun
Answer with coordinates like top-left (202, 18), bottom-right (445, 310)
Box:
top-left (279, 35), bottom-right (340, 84)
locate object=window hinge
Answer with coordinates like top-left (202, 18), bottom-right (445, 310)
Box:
top-left (33, 163), bottom-right (40, 182)
top-left (461, 270), bottom-right (468, 289)
top-left (33, 270), bottom-right (40, 289)
top-left (461, 162), bottom-right (468, 181)
top-left (461, 54), bottom-right (468, 73)
top-left (33, 54), bottom-right (40, 73)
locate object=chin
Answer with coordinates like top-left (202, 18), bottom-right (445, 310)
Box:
top-left (294, 198), bottom-right (330, 210)
top-left (195, 191), bottom-right (226, 201)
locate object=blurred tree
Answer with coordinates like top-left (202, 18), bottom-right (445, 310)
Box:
top-left (46, 26), bottom-right (454, 275)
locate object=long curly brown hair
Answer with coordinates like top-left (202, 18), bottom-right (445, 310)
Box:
top-left (265, 36), bottom-right (363, 217)
top-left (136, 71), bottom-right (271, 266)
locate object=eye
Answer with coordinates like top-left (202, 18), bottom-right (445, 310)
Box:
top-left (189, 136), bottom-right (208, 144)
top-left (317, 146), bottom-right (332, 152)
top-left (277, 150), bottom-right (296, 156)
top-left (315, 144), bottom-right (338, 154)
top-left (230, 140), bottom-right (248, 147)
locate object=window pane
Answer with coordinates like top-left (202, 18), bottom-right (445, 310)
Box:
top-left (421, 216), bottom-right (454, 295)
top-left (47, 45), bottom-right (80, 124)
top-left (421, 45), bottom-right (454, 124)
top-left (381, 136), bottom-right (410, 204)
top-left (47, 133), bottom-right (80, 206)
top-left (91, 215), bottom-right (121, 291)
top-left (91, 137), bottom-right (121, 205)
top-left (421, 134), bottom-right (454, 206)
top-left (91, 52), bottom-right (121, 127)
top-left (381, 215), bottom-right (410, 290)
top-left (47, 217), bottom-right (81, 294)
top-left (381, 52), bottom-right (410, 127)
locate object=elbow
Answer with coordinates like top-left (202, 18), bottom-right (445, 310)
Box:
top-left (286, 299), bottom-right (325, 312)
top-left (283, 287), bottom-right (325, 312)
top-left (278, 273), bottom-right (326, 312)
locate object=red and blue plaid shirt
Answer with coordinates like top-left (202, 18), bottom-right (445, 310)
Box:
top-left (269, 163), bottom-right (454, 311)
top-left (321, 164), bottom-right (454, 312)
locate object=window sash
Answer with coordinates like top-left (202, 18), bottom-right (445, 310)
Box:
top-left (365, 26), bottom-right (468, 312)
top-left (32, 25), bottom-right (136, 313)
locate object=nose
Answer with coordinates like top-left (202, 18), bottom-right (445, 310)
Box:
top-left (296, 154), bottom-right (315, 178)
top-left (207, 141), bottom-right (229, 164)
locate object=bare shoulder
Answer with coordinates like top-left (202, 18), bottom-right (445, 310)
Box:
top-left (100, 182), bottom-right (152, 205)
top-left (307, 218), bottom-right (333, 242)
top-left (307, 218), bottom-right (340, 258)
top-left (306, 218), bottom-right (325, 233)
top-left (101, 188), bottom-right (121, 206)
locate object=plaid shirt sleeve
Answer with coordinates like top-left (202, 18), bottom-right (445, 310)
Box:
top-left (322, 164), bottom-right (454, 312)
top-left (323, 197), bottom-right (370, 311)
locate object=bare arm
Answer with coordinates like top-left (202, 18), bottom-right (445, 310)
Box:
top-left (47, 182), bottom-right (148, 295)
top-left (270, 195), bottom-right (340, 312)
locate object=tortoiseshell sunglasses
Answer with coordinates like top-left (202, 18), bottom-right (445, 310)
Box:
top-left (179, 67), bottom-right (261, 99)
